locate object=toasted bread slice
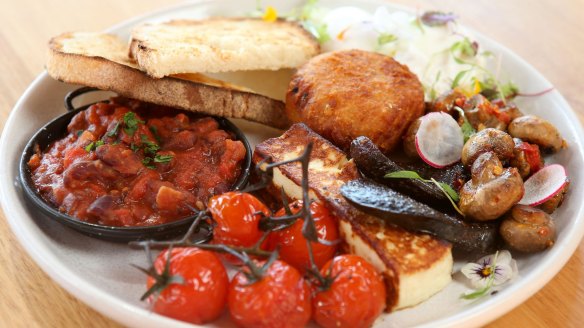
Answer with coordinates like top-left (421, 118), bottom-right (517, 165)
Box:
top-left (46, 32), bottom-right (290, 129)
top-left (129, 18), bottom-right (320, 78)
top-left (253, 123), bottom-right (453, 311)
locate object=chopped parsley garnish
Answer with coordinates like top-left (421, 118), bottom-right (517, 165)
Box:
top-left (134, 134), bottom-right (173, 169)
top-left (154, 154), bottom-right (174, 163)
top-left (123, 112), bottom-right (144, 136)
top-left (130, 143), bottom-right (139, 152)
top-left (84, 140), bottom-right (104, 152)
top-left (106, 122), bottom-right (121, 138)
top-left (149, 126), bottom-right (161, 143)
top-left (141, 134), bottom-right (160, 156)
top-left (141, 157), bottom-right (156, 169)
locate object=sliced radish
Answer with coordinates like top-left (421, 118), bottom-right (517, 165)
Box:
top-left (415, 112), bottom-right (464, 168)
top-left (519, 164), bottom-right (568, 206)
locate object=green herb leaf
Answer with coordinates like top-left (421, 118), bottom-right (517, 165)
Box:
top-left (500, 81), bottom-right (519, 100)
top-left (149, 125), bottom-right (161, 143)
top-left (386, 171), bottom-right (462, 214)
top-left (460, 279), bottom-right (493, 300)
top-left (123, 112), bottom-right (144, 136)
top-left (303, 21), bottom-right (330, 44)
top-left (385, 170), bottom-right (423, 180)
top-left (141, 135), bottom-right (160, 156)
top-left (451, 38), bottom-right (477, 58)
top-left (428, 71), bottom-right (442, 102)
top-left (154, 154), bottom-right (174, 163)
top-left (377, 33), bottom-right (398, 46)
top-left (429, 178), bottom-right (464, 216)
top-left (106, 122), bottom-right (120, 138)
top-left (299, 0), bottom-right (319, 20)
top-left (438, 182), bottom-right (460, 202)
top-left (84, 140), bottom-right (104, 152)
top-left (412, 16), bottom-right (425, 34)
top-left (451, 70), bottom-right (469, 88)
top-left (130, 143), bottom-right (139, 152)
top-left (453, 106), bottom-right (476, 142)
top-left (141, 157), bottom-right (156, 169)
top-left (84, 142), bottom-right (94, 152)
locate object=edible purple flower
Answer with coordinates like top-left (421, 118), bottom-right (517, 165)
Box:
top-left (460, 250), bottom-right (518, 299)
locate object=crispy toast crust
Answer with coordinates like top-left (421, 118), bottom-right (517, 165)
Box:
top-left (129, 18), bottom-right (320, 78)
top-left (253, 123), bottom-right (453, 311)
top-left (46, 32), bottom-right (291, 129)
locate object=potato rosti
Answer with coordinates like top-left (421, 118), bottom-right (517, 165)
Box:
top-left (285, 49), bottom-right (425, 153)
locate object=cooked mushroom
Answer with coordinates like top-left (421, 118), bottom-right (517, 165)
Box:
top-left (538, 180), bottom-right (570, 214)
top-left (463, 94), bottom-right (508, 131)
top-left (508, 115), bottom-right (565, 153)
top-left (491, 100), bottom-right (524, 122)
top-left (402, 118), bottom-right (422, 158)
top-left (458, 152), bottom-right (524, 221)
top-left (500, 205), bottom-right (556, 252)
top-left (461, 128), bottom-right (515, 166)
top-left (509, 138), bottom-right (544, 178)
top-left (428, 89), bottom-right (466, 113)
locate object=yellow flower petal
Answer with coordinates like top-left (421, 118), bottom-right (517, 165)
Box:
top-left (473, 79), bottom-right (482, 95)
top-left (262, 6), bottom-right (278, 22)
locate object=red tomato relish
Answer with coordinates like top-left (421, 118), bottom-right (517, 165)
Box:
top-left (27, 98), bottom-right (246, 227)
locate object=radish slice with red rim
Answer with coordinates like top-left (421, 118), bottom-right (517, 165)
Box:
top-left (415, 112), bottom-right (464, 168)
top-left (519, 164), bottom-right (568, 206)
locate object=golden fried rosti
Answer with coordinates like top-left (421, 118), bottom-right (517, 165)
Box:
top-left (285, 49), bottom-right (425, 153)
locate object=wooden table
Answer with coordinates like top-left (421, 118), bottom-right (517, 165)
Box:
top-left (1, 0), bottom-right (582, 327)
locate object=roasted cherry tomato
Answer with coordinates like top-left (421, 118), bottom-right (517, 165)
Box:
top-left (267, 200), bottom-right (339, 272)
top-left (312, 255), bottom-right (386, 328)
top-left (147, 247), bottom-right (228, 324)
top-left (208, 191), bottom-right (271, 248)
top-left (228, 260), bottom-right (312, 328)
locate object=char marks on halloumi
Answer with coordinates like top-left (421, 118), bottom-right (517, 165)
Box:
top-left (253, 123), bottom-right (453, 311)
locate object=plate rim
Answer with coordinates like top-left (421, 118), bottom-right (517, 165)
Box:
top-left (1, 1), bottom-right (584, 327)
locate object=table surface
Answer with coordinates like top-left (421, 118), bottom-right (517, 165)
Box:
top-left (1, 0), bottom-right (583, 327)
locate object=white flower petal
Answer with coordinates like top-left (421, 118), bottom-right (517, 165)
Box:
top-left (460, 262), bottom-right (492, 289)
top-left (476, 253), bottom-right (495, 268)
top-left (461, 262), bottom-right (482, 279)
top-left (509, 259), bottom-right (519, 280)
top-left (471, 275), bottom-right (491, 289)
top-left (493, 263), bottom-right (513, 286)
top-left (495, 250), bottom-right (513, 266)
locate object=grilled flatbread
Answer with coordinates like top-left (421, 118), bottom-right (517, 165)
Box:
top-left (129, 18), bottom-right (320, 78)
top-left (46, 32), bottom-right (290, 129)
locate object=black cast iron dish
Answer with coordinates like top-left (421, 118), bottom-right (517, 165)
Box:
top-left (19, 87), bottom-right (252, 242)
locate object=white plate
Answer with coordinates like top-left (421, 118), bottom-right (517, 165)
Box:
top-left (1, 1), bottom-right (584, 327)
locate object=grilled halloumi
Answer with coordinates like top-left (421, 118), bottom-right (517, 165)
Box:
top-left (253, 123), bottom-right (453, 311)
